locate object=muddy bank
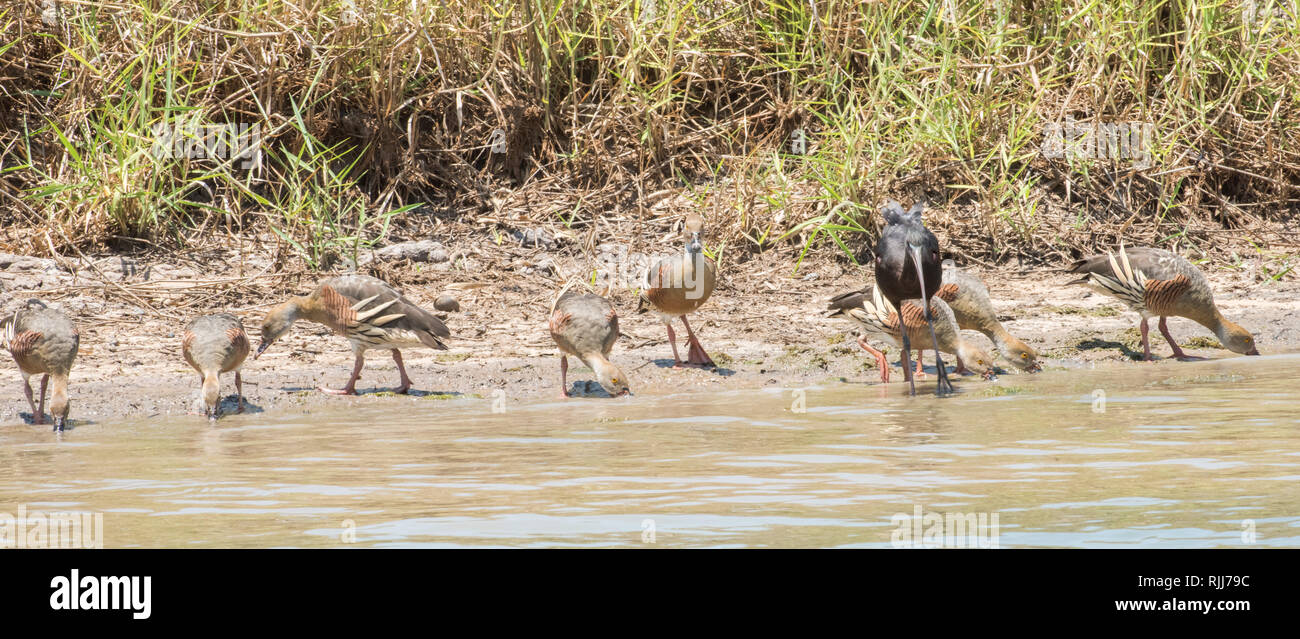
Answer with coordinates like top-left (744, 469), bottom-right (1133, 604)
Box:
top-left (2, 234), bottom-right (1297, 429)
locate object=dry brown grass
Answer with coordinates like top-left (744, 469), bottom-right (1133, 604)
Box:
top-left (1, 0), bottom-right (1298, 274)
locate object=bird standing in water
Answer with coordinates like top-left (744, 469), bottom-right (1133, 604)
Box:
top-left (2, 299), bottom-right (79, 431)
top-left (182, 313), bottom-right (251, 421)
top-left (256, 275), bottom-right (450, 395)
top-left (828, 284), bottom-right (997, 383)
top-left (872, 201), bottom-right (954, 396)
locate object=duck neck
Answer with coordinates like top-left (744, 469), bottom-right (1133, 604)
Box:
top-left (201, 372), bottom-right (220, 411)
top-left (284, 296), bottom-right (317, 326)
top-left (49, 374), bottom-right (70, 419)
top-left (985, 324), bottom-right (1015, 360)
top-left (585, 353), bottom-right (613, 373)
top-left (1202, 308), bottom-right (1233, 346)
top-left (681, 243), bottom-right (702, 282)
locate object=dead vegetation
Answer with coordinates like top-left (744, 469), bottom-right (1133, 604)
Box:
top-left (1, 0), bottom-right (1298, 277)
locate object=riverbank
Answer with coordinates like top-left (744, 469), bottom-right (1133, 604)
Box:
top-left (3, 227), bottom-right (1296, 429)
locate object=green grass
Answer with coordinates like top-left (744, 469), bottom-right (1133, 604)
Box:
top-left (1182, 336), bottom-right (1224, 350)
top-left (980, 385), bottom-right (1028, 397)
top-left (2, 0), bottom-right (1297, 269)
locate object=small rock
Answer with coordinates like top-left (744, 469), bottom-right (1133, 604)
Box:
top-left (434, 295), bottom-right (460, 312)
top-left (510, 228), bottom-right (556, 249)
top-left (0, 253), bottom-right (61, 273)
top-left (373, 240), bottom-right (449, 263)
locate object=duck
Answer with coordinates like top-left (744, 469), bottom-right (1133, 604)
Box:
top-left (182, 313), bottom-right (250, 421)
top-left (641, 213), bottom-right (717, 368)
top-left (828, 284), bottom-right (997, 383)
top-left (1065, 245), bottom-right (1259, 360)
top-left (549, 285), bottom-right (631, 398)
top-left (938, 260), bottom-right (1041, 372)
top-left (873, 200), bottom-right (954, 395)
top-left (255, 274), bottom-right (450, 394)
top-left (2, 299), bottom-right (79, 431)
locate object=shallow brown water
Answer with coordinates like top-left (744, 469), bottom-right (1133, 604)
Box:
top-left (2, 354), bottom-right (1298, 548)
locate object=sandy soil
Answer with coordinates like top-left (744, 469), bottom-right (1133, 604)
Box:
top-left (2, 233), bottom-right (1296, 428)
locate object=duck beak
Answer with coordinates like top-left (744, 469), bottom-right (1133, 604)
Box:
top-left (255, 341), bottom-right (270, 359)
top-left (1027, 361), bottom-right (1043, 373)
top-left (1247, 347), bottom-right (1260, 356)
top-left (53, 416), bottom-right (65, 432)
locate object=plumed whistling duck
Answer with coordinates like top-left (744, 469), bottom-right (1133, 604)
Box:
top-left (829, 284), bottom-right (996, 384)
top-left (549, 285), bottom-right (630, 398)
top-left (642, 213), bottom-right (718, 368)
top-left (1066, 245), bottom-right (1259, 360)
top-left (182, 313), bottom-right (250, 420)
top-left (938, 260), bottom-right (1041, 372)
top-left (256, 274), bottom-right (450, 395)
top-left (2, 299), bottom-right (79, 431)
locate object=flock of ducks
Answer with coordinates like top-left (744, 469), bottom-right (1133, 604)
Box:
top-left (2, 202), bottom-right (1261, 430)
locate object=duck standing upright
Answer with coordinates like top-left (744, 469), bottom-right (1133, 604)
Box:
top-left (1065, 245), bottom-right (1259, 360)
top-left (182, 313), bottom-right (251, 420)
top-left (256, 274), bottom-right (450, 394)
top-left (549, 285), bottom-right (631, 398)
top-left (872, 201), bottom-right (954, 395)
top-left (938, 260), bottom-right (1041, 372)
top-left (828, 284), bottom-right (997, 383)
top-left (642, 213), bottom-right (717, 368)
top-left (2, 299), bottom-right (79, 431)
